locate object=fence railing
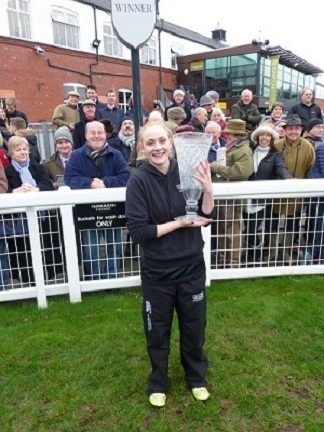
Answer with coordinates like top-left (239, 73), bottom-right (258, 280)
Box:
top-left (1, 179), bottom-right (324, 308)
top-left (28, 122), bottom-right (57, 159)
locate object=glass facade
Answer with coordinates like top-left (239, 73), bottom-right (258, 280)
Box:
top-left (193, 52), bottom-right (316, 107)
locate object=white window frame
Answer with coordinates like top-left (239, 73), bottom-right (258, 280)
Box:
top-left (171, 43), bottom-right (183, 69)
top-left (7, 0), bottom-right (31, 39)
top-left (119, 89), bottom-right (132, 113)
top-left (63, 83), bottom-right (86, 102)
top-left (140, 38), bottom-right (157, 66)
top-left (103, 23), bottom-right (123, 58)
top-left (52, 6), bottom-right (79, 49)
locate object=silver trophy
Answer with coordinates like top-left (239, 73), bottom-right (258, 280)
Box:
top-left (173, 132), bottom-right (212, 220)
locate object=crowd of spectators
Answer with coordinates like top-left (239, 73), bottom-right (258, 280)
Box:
top-left (0, 86), bottom-right (324, 289)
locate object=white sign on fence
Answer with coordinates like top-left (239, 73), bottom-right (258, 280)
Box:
top-left (111, 0), bottom-right (157, 49)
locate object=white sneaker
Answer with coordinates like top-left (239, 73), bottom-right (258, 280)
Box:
top-left (192, 387), bottom-right (210, 401)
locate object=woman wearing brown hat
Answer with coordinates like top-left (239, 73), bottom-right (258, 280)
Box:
top-left (165, 107), bottom-right (186, 135)
top-left (211, 119), bottom-right (253, 268)
top-left (242, 124), bottom-right (292, 265)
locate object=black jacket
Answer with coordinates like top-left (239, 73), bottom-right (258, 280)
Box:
top-left (109, 136), bottom-right (132, 162)
top-left (125, 159), bottom-right (214, 271)
top-left (287, 102), bottom-right (323, 128)
top-left (5, 162), bottom-right (53, 193)
top-left (25, 134), bottom-right (41, 163)
top-left (187, 117), bottom-right (205, 132)
top-left (248, 148), bottom-right (292, 205)
top-left (73, 119), bottom-right (94, 149)
top-left (6, 109), bottom-right (28, 125)
top-left (249, 148), bottom-right (292, 181)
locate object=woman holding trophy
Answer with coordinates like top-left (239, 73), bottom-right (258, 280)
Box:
top-left (125, 121), bottom-right (214, 407)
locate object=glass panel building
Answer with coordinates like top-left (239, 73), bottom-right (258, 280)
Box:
top-left (178, 43), bottom-right (323, 115)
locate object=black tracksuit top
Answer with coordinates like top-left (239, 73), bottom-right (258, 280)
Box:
top-left (125, 159), bottom-right (214, 270)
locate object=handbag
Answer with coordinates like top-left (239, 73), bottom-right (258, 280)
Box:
top-left (0, 214), bottom-right (29, 238)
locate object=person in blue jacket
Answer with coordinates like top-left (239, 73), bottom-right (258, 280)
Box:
top-left (125, 121), bottom-right (214, 407)
top-left (65, 121), bottom-right (130, 279)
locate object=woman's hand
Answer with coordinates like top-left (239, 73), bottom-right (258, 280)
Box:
top-left (193, 160), bottom-right (213, 194)
top-left (180, 218), bottom-right (213, 227)
top-left (13, 184), bottom-right (39, 193)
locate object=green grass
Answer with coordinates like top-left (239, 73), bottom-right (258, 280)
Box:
top-left (1, 275), bottom-right (323, 432)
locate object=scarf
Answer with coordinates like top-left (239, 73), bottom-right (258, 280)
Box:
top-left (11, 159), bottom-right (37, 187)
top-left (253, 146), bottom-right (269, 173)
top-left (118, 131), bottom-right (135, 148)
top-left (86, 142), bottom-right (109, 166)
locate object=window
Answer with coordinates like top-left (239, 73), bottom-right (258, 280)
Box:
top-left (140, 38), bottom-right (157, 65)
top-left (103, 23), bottom-right (123, 57)
top-left (171, 44), bottom-right (183, 69)
top-left (63, 83), bottom-right (86, 102)
top-left (52, 7), bottom-right (79, 49)
top-left (7, 0), bottom-right (31, 39)
top-left (119, 89), bottom-right (132, 113)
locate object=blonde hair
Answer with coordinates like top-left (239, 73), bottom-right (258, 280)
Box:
top-left (8, 136), bottom-right (29, 156)
top-left (137, 121), bottom-right (173, 160)
top-left (211, 107), bottom-right (225, 122)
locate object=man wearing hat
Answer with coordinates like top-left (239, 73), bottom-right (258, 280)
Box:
top-left (287, 88), bottom-right (323, 133)
top-left (211, 119), bottom-right (253, 268)
top-left (86, 84), bottom-right (106, 117)
top-left (206, 90), bottom-right (220, 108)
top-left (230, 89), bottom-right (262, 135)
top-left (74, 99), bottom-right (97, 149)
top-left (165, 107), bottom-right (186, 135)
top-left (304, 118), bottom-right (324, 150)
top-left (52, 91), bottom-right (81, 131)
top-left (43, 126), bottom-right (73, 187)
top-left (199, 95), bottom-right (213, 121)
top-left (109, 116), bottom-right (135, 162)
top-left (271, 114), bottom-right (315, 263)
top-left (164, 89), bottom-right (191, 125)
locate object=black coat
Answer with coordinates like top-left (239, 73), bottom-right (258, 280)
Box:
top-left (109, 136), bottom-right (132, 162)
top-left (249, 148), bottom-right (292, 181)
top-left (25, 134), bottom-right (41, 163)
top-left (287, 102), bottom-right (323, 128)
top-left (6, 109), bottom-right (28, 125)
top-left (74, 119), bottom-right (95, 149)
top-left (5, 162), bottom-right (53, 193)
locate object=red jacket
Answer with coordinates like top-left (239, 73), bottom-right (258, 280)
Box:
top-left (0, 149), bottom-right (10, 167)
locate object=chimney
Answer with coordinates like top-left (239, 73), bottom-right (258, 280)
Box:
top-left (212, 22), bottom-right (226, 42)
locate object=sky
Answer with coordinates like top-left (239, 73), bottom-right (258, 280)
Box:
top-left (158, 0), bottom-right (324, 74)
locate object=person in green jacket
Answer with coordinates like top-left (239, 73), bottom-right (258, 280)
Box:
top-left (211, 119), bottom-right (253, 268)
top-left (230, 89), bottom-right (262, 136)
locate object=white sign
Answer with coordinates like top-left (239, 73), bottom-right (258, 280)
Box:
top-left (111, 0), bottom-right (157, 49)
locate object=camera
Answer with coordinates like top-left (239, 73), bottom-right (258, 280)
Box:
top-left (35, 45), bottom-right (45, 55)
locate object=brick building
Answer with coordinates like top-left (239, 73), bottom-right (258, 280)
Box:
top-left (0, 0), bottom-right (222, 123)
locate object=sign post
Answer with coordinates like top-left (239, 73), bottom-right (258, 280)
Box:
top-left (111, 1), bottom-right (157, 136)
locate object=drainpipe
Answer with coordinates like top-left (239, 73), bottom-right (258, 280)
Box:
top-left (158, 19), bottom-right (163, 90)
top-left (89, 5), bottom-right (99, 83)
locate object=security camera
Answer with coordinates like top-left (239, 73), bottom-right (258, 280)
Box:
top-left (35, 45), bottom-right (45, 55)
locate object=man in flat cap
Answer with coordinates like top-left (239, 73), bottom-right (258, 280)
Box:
top-left (52, 90), bottom-right (81, 132)
top-left (74, 99), bottom-right (97, 149)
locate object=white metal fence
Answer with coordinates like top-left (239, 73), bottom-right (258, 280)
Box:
top-left (1, 179), bottom-right (324, 308)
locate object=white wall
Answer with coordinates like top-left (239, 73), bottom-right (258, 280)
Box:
top-left (1, 0), bottom-right (215, 69)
